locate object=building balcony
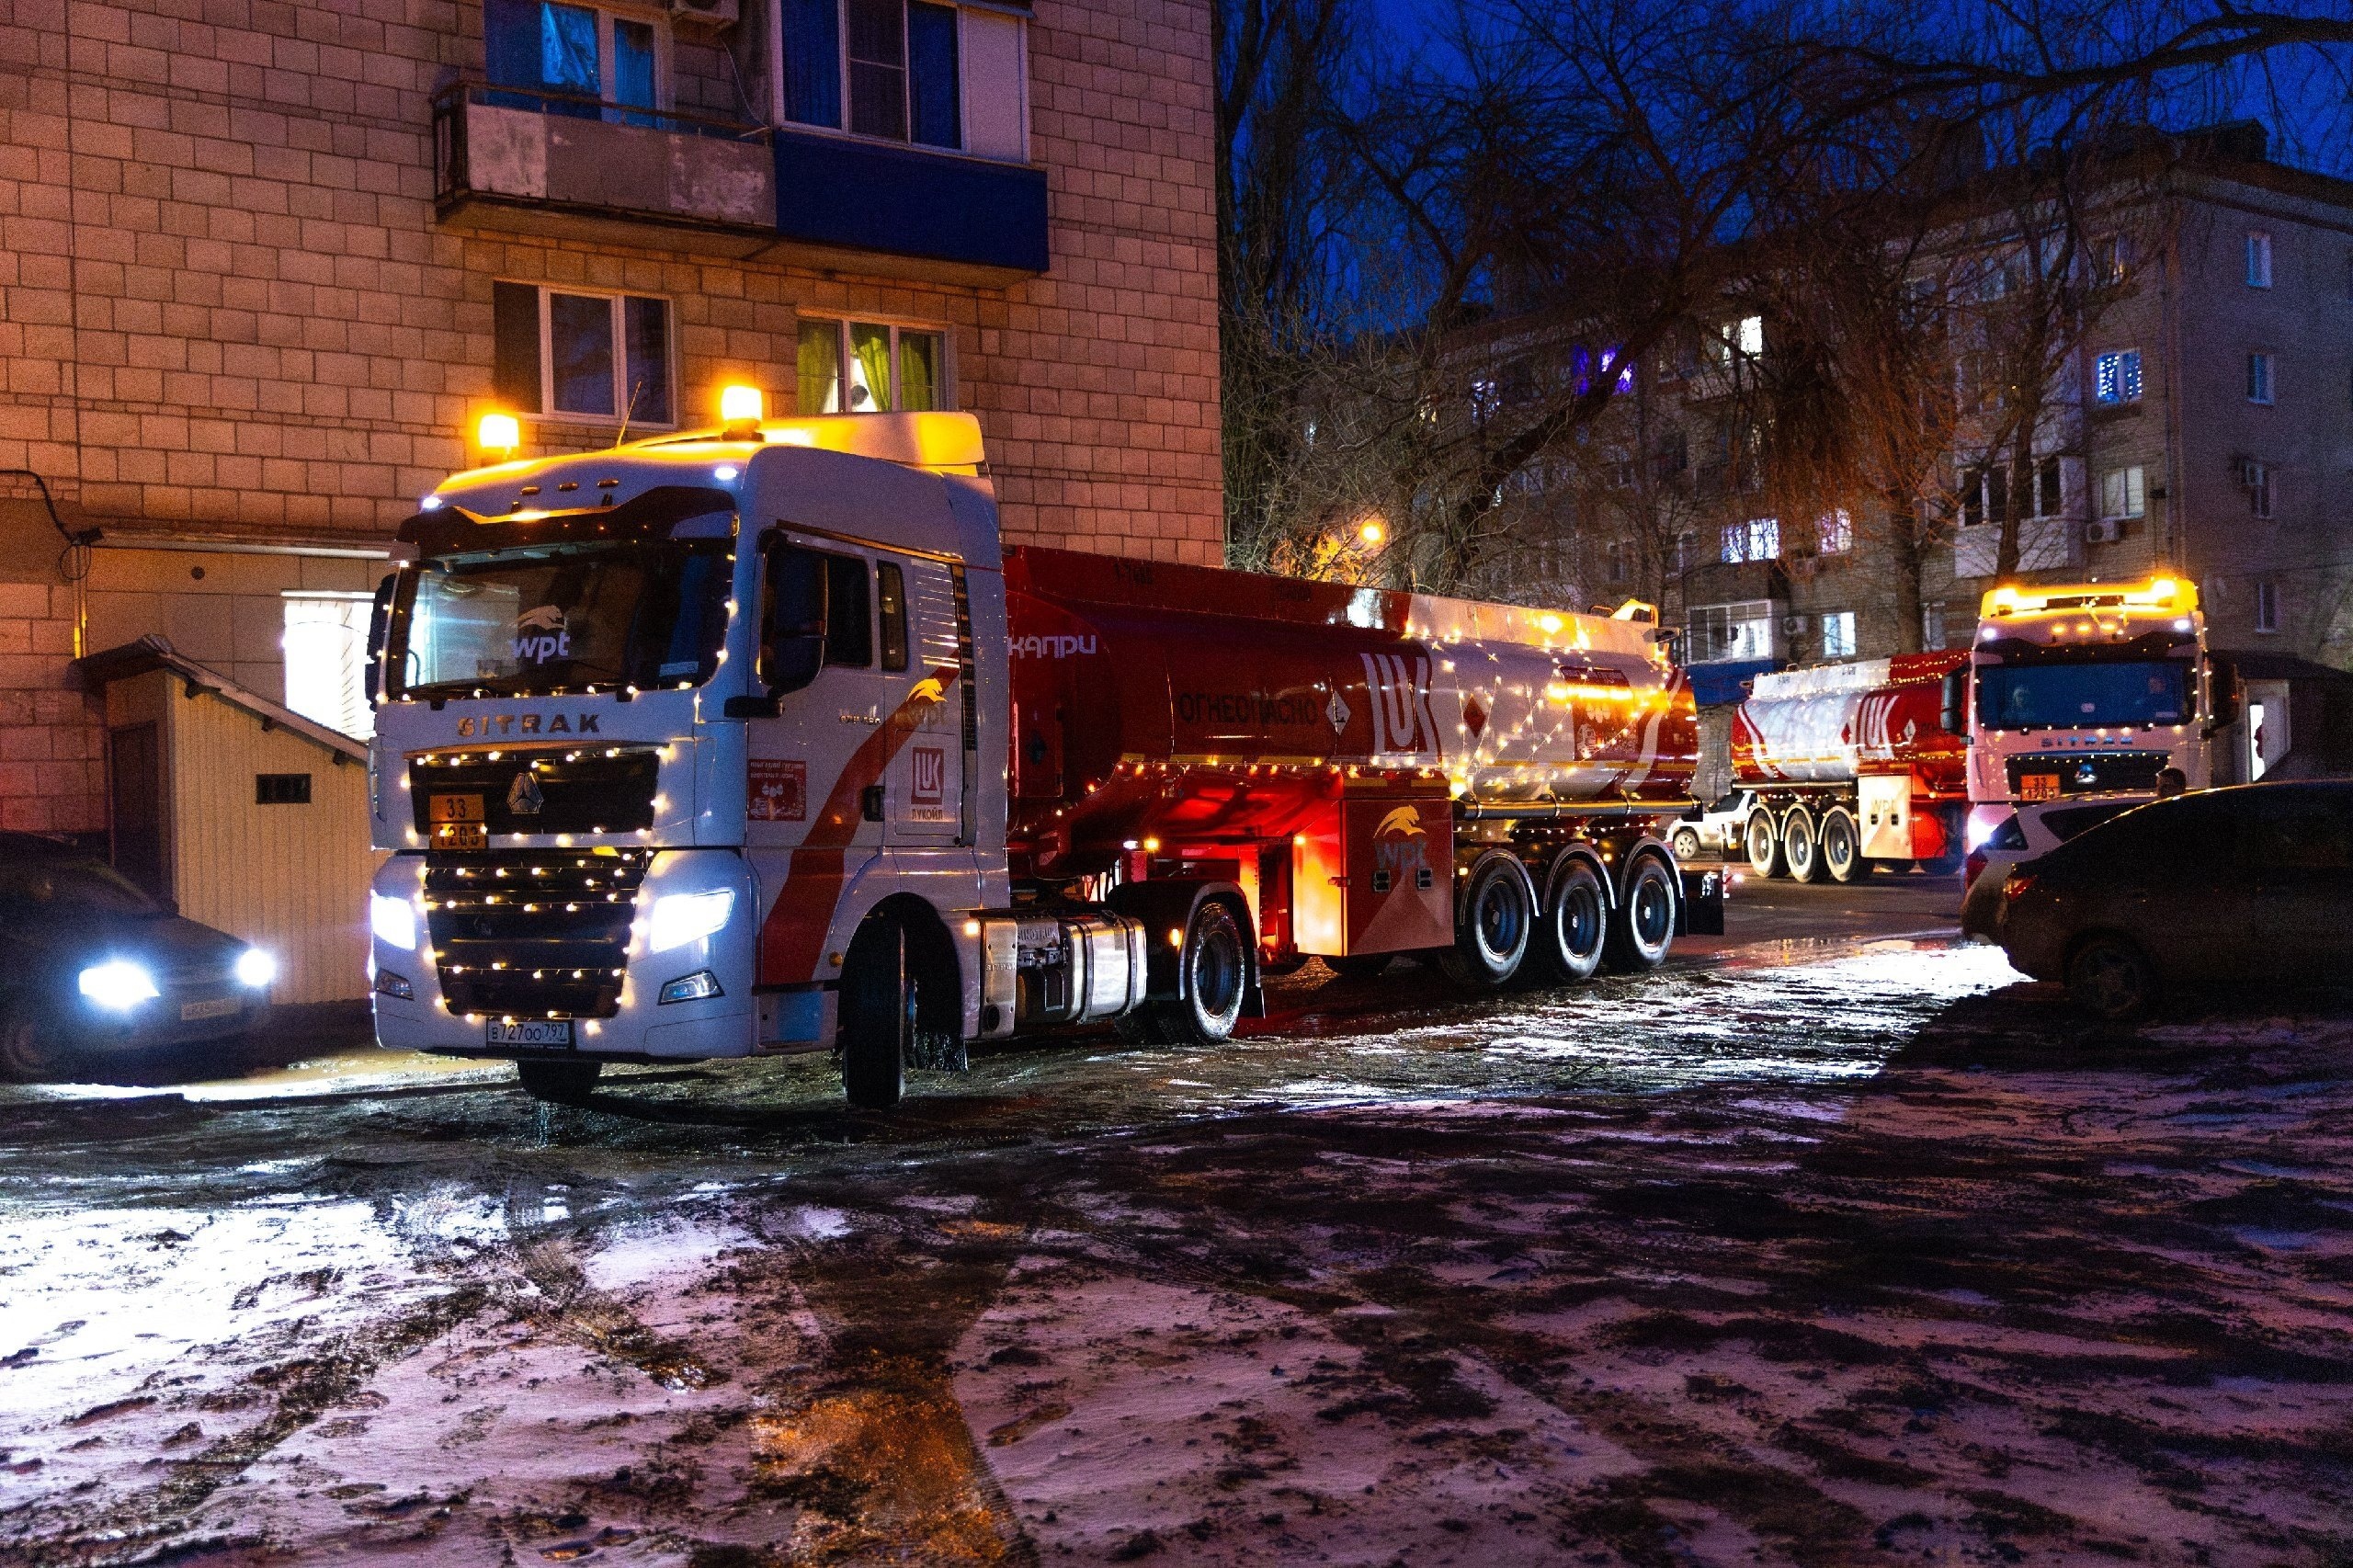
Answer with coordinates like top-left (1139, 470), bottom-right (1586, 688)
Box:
top-left (433, 81), bottom-right (777, 258)
top-left (768, 128), bottom-right (1050, 286)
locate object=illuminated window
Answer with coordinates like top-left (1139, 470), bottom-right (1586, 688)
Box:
top-left (797, 318), bottom-right (949, 414)
top-left (1816, 510), bottom-right (1852, 554)
top-left (1688, 600), bottom-right (1775, 663)
top-left (1721, 517), bottom-right (1779, 563)
top-left (1821, 610), bottom-right (1857, 658)
top-left (282, 593), bottom-right (377, 740)
top-left (484, 1), bottom-right (664, 123)
top-left (2099, 466), bottom-right (2145, 519)
top-left (492, 282), bottom-right (673, 426)
top-left (2247, 231), bottom-right (2273, 289)
top-left (2094, 350), bottom-right (2143, 404)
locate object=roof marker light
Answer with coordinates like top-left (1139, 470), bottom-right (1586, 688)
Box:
top-left (713, 464), bottom-right (740, 483)
top-left (477, 412), bottom-right (520, 456)
top-left (420, 494), bottom-right (444, 510)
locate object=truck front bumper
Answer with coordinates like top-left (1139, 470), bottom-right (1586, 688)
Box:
top-left (367, 848), bottom-right (759, 1062)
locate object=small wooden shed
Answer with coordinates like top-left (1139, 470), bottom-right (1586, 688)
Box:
top-left (76, 637), bottom-right (381, 1006)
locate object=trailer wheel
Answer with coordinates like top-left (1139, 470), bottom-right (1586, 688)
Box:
top-left (1438, 850), bottom-right (1534, 989)
top-left (1819, 807), bottom-right (1860, 883)
top-left (1531, 856), bottom-right (1608, 983)
top-left (1670, 825), bottom-right (1702, 862)
top-left (1602, 854), bottom-right (1677, 972)
top-left (517, 1060), bottom-right (601, 1103)
top-left (839, 915), bottom-right (914, 1109)
top-left (1151, 899), bottom-right (1248, 1045)
top-left (1745, 809), bottom-right (1783, 878)
top-left (1781, 806), bottom-right (1823, 883)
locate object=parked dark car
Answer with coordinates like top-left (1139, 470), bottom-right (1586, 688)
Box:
top-left (0, 833), bottom-right (277, 1081)
top-left (1997, 781), bottom-right (2353, 1020)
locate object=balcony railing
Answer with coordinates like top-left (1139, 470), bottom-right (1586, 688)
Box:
top-left (432, 79), bottom-right (776, 243)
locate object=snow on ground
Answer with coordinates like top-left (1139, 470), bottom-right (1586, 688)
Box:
top-left (2, 941), bottom-right (2350, 1565)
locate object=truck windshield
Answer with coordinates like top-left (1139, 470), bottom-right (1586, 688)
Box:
top-left (393, 539), bottom-right (733, 698)
top-left (1976, 660), bottom-right (2190, 729)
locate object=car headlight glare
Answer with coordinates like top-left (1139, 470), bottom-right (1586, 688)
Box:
top-left (79, 960), bottom-right (160, 1011)
top-left (371, 892), bottom-right (419, 950)
top-left (234, 949), bottom-right (278, 989)
top-left (648, 889), bottom-right (734, 953)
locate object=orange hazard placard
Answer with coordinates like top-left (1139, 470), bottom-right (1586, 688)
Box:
top-left (749, 759), bottom-right (807, 822)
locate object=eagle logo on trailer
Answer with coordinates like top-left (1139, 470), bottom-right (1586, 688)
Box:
top-left (1374, 806), bottom-right (1426, 838)
top-left (1371, 803), bottom-right (1431, 891)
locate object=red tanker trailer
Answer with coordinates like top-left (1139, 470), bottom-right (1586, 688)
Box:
top-left (1729, 652), bottom-right (1969, 881)
top-left (367, 412), bottom-right (1718, 1109)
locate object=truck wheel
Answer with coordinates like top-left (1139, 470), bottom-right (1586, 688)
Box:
top-left (1154, 900), bottom-right (1248, 1045)
top-left (840, 916), bottom-right (915, 1109)
top-left (1602, 855), bottom-right (1677, 972)
top-left (517, 1060), bottom-right (602, 1103)
top-left (2067, 934), bottom-right (2156, 1021)
top-left (1670, 826), bottom-right (1702, 862)
top-left (1781, 806), bottom-right (1822, 883)
top-left (1745, 810), bottom-right (1783, 878)
top-left (1532, 857), bottom-right (1608, 983)
top-left (1438, 851), bottom-right (1534, 989)
top-left (1820, 807), bottom-right (1860, 883)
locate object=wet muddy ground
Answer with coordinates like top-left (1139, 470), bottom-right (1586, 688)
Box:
top-left (3, 879), bottom-right (2350, 1566)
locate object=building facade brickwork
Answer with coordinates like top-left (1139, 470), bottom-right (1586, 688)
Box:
top-left (0, 0), bottom-right (1222, 835)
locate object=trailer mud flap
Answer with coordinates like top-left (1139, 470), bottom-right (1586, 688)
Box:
top-left (1678, 867), bottom-right (1726, 937)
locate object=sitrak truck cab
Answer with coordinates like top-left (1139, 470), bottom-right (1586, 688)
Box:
top-left (364, 413), bottom-right (1713, 1106)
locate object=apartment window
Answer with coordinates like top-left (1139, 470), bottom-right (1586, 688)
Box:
top-left (2244, 460), bottom-right (2274, 519)
top-left (492, 282), bottom-right (673, 425)
top-left (485, 0), bottom-right (661, 119)
top-left (797, 318), bottom-right (948, 413)
top-left (1821, 610), bottom-right (1858, 658)
top-left (782, 0), bottom-right (1017, 155)
top-left (2256, 580), bottom-right (2280, 633)
top-left (1816, 509), bottom-right (1853, 554)
top-left (2099, 466), bottom-right (2146, 520)
top-left (1961, 464), bottom-right (2007, 528)
top-left (1688, 600), bottom-right (1775, 663)
top-left (282, 593), bottom-right (378, 740)
top-left (1721, 517), bottom-right (1779, 564)
top-left (1922, 603), bottom-right (1948, 650)
top-left (1606, 540), bottom-right (1628, 584)
top-left (2248, 351), bottom-right (2275, 405)
top-left (1673, 530), bottom-right (1695, 574)
top-left (2094, 350), bottom-right (2143, 405)
top-left (2246, 231), bottom-right (2273, 289)
top-left (2035, 457), bottom-right (2063, 517)
top-left (2094, 233), bottom-right (2129, 286)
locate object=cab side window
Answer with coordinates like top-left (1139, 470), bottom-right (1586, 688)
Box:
top-left (876, 562), bottom-right (909, 671)
top-left (760, 542), bottom-right (828, 693)
top-left (824, 553), bottom-right (872, 667)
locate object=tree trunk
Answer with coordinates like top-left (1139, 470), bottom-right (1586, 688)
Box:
top-left (1886, 495), bottom-right (1926, 653)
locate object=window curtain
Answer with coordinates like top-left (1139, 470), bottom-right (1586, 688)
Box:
top-left (613, 18), bottom-right (657, 126)
top-left (898, 332), bottom-right (939, 412)
top-left (849, 324), bottom-right (892, 412)
top-left (780, 0), bottom-right (842, 128)
top-left (907, 2), bottom-right (960, 148)
top-left (798, 322), bottom-right (841, 413)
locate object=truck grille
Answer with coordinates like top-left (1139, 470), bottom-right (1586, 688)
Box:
top-left (410, 746), bottom-right (661, 836)
top-left (2006, 751), bottom-right (2169, 797)
top-left (422, 849), bottom-right (653, 1019)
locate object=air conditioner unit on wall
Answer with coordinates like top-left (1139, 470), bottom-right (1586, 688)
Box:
top-left (1781, 614), bottom-right (1808, 635)
top-left (2084, 517), bottom-right (2123, 545)
top-left (669, 0), bottom-right (739, 26)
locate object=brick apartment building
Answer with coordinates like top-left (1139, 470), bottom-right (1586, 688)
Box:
top-left (0, 0), bottom-right (1220, 837)
top-left (1453, 128), bottom-right (2353, 781)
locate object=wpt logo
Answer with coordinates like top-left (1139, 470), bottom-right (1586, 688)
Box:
top-left (512, 605), bottom-right (572, 665)
top-left (911, 746), bottom-right (946, 804)
top-left (1359, 653), bottom-right (1444, 760)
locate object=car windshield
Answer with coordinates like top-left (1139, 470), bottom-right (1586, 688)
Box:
top-left (1977, 659), bottom-right (2189, 729)
top-left (0, 858), bottom-right (162, 915)
top-left (392, 538), bottom-right (733, 699)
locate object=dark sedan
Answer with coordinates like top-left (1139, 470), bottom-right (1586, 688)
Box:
top-left (0, 834), bottom-right (278, 1080)
top-left (1997, 781), bottom-right (2353, 1020)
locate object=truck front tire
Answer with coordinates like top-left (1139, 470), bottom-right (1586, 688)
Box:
top-left (840, 916), bottom-right (914, 1109)
top-left (1745, 810), bottom-right (1782, 878)
top-left (1603, 855), bottom-right (1677, 972)
top-left (1150, 899), bottom-right (1247, 1046)
top-left (1439, 850), bottom-right (1534, 989)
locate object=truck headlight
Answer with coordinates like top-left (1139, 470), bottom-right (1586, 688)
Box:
top-left (371, 892), bottom-right (418, 950)
top-left (234, 949), bottom-right (278, 989)
top-left (79, 960), bottom-right (159, 1011)
top-left (648, 889), bottom-right (734, 953)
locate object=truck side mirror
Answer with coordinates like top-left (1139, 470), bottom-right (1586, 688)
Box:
top-left (363, 569), bottom-right (401, 705)
top-left (757, 540), bottom-right (827, 696)
top-left (1939, 667), bottom-right (1968, 739)
top-left (2205, 654), bottom-right (2241, 733)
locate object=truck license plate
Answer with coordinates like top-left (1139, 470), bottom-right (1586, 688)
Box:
top-left (434, 823), bottom-right (489, 849)
top-left (2020, 773), bottom-right (2062, 801)
top-left (486, 1019), bottom-right (574, 1047)
top-left (180, 996), bottom-right (241, 1022)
